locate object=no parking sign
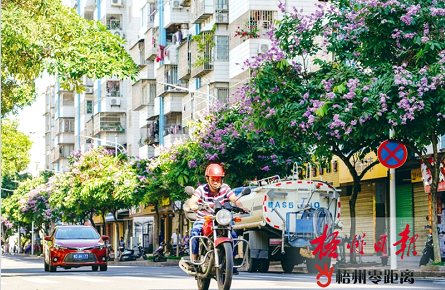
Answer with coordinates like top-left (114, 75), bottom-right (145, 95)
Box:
top-left (377, 141), bottom-right (408, 169)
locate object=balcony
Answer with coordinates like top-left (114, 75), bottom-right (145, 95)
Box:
top-left (164, 0), bottom-right (190, 29)
top-left (191, 35), bottom-right (213, 78)
top-left (164, 96), bottom-right (183, 116)
top-left (156, 65), bottom-right (188, 96)
top-left (178, 41), bottom-right (191, 80)
top-left (214, 4), bottom-right (228, 24)
top-left (93, 112), bottom-right (126, 135)
top-left (132, 80), bottom-right (156, 111)
top-left (130, 40), bottom-right (147, 68)
top-left (190, 0), bottom-right (213, 24)
top-left (164, 133), bottom-right (188, 147)
top-left (145, 28), bottom-right (159, 61)
top-left (51, 145), bottom-right (74, 161)
top-left (139, 144), bottom-right (156, 159)
top-left (163, 44), bottom-right (179, 65)
top-left (95, 96), bottom-right (125, 114)
top-left (86, 118), bottom-right (94, 137)
top-left (105, 15), bottom-right (125, 39)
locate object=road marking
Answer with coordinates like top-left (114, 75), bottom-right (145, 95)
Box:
top-left (66, 276), bottom-right (111, 282)
top-left (115, 276), bottom-right (164, 281)
top-left (21, 277), bottom-right (60, 283)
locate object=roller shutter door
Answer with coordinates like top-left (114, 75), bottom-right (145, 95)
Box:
top-left (396, 184), bottom-right (413, 251)
top-left (337, 186), bottom-right (374, 254)
top-left (413, 183), bottom-right (429, 249)
top-left (355, 185), bottom-right (374, 254)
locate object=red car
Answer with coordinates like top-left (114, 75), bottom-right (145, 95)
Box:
top-left (44, 225), bottom-right (109, 272)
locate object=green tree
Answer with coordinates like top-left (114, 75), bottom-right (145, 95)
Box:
top-left (59, 148), bottom-right (142, 247)
top-left (1, 172), bottom-right (32, 198)
top-left (1, 120), bottom-right (33, 175)
top-left (1, 0), bottom-right (138, 116)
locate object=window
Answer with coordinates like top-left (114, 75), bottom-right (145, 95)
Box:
top-left (196, 78), bottom-right (201, 89)
top-left (141, 5), bottom-right (147, 28)
top-left (215, 36), bottom-right (229, 61)
top-left (86, 100), bottom-right (93, 114)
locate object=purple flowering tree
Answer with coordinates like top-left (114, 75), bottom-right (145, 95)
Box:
top-left (327, 0), bottom-right (445, 263)
top-left (239, 0), bottom-right (445, 263)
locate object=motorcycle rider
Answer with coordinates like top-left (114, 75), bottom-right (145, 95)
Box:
top-left (188, 164), bottom-right (249, 274)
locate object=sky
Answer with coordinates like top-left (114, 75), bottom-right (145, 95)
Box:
top-left (17, 74), bottom-right (55, 176)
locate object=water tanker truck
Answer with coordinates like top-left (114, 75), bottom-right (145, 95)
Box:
top-left (233, 163), bottom-right (342, 273)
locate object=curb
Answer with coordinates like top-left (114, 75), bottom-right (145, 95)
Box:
top-left (108, 260), bottom-right (180, 267)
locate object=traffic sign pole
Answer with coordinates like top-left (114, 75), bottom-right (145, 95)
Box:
top-left (389, 131), bottom-right (397, 270)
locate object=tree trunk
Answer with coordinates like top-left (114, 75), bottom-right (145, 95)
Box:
top-left (89, 212), bottom-right (96, 229)
top-left (154, 204), bottom-right (160, 247)
top-left (349, 180), bottom-right (361, 264)
top-left (112, 210), bottom-right (120, 252)
top-left (101, 212), bottom-right (106, 235)
top-left (429, 161), bottom-right (441, 263)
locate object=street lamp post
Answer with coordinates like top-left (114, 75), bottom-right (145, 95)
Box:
top-left (157, 82), bottom-right (218, 117)
top-left (79, 135), bottom-right (126, 155)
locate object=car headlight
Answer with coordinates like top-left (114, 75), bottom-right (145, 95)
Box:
top-left (54, 244), bottom-right (68, 251)
top-left (94, 244), bottom-right (105, 250)
top-left (216, 209), bottom-right (232, 226)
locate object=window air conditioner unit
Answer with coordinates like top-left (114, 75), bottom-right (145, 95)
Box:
top-left (172, 0), bottom-right (182, 8)
top-left (260, 44), bottom-right (269, 54)
top-left (111, 0), bottom-right (123, 7)
top-left (114, 31), bottom-right (123, 38)
top-left (85, 87), bottom-right (94, 94)
top-left (110, 98), bottom-right (121, 106)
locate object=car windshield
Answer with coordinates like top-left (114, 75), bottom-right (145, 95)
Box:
top-left (55, 227), bottom-right (100, 240)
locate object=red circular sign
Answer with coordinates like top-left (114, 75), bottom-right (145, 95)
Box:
top-left (378, 141), bottom-right (408, 169)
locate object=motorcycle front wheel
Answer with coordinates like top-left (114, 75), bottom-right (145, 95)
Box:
top-left (197, 277), bottom-right (211, 290)
top-left (142, 254), bottom-right (148, 260)
top-left (216, 242), bottom-right (233, 290)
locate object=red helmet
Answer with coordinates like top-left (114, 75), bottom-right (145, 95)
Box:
top-left (205, 164), bottom-right (225, 177)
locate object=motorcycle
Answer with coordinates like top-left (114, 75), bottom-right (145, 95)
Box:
top-left (419, 216), bottom-right (445, 266)
top-left (119, 243), bottom-right (148, 261)
top-left (170, 244), bottom-right (187, 257)
top-left (179, 186), bottom-right (251, 290)
top-left (107, 244), bottom-right (115, 260)
top-left (153, 242), bottom-right (168, 262)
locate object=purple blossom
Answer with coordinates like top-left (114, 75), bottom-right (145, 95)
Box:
top-left (261, 166), bottom-right (271, 171)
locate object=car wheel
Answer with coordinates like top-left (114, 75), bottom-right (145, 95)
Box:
top-left (100, 265), bottom-right (107, 271)
top-left (44, 261), bottom-right (49, 272)
top-left (49, 265), bottom-right (57, 272)
top-left (92, 265), bottom-right (99, 271)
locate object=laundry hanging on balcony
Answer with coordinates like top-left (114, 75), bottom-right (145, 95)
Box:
top-left (156, 45), bottom-right (167, 62)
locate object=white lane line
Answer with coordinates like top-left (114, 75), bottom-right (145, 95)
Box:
top-left (65, 276), bottom-right (112, 282)
top-left (21, 277), bottom-right (60, 283)
top-left (115, 276), bottom-right (164, 281)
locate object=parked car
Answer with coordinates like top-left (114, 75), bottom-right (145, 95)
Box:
top-left (44, 225), bottom-right (109, 272)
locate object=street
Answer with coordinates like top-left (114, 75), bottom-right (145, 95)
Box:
top-left (1, 255), bottom-right (445, 290)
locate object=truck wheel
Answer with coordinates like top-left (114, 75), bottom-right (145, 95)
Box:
top-left (246, 251), bottom-right (259, 272)
top-left (258, 259), bottom-right (269, 273)
top-left (281, 261), bottom-right (294, 274)
top-left (306, 257), bottom-right (331, 274)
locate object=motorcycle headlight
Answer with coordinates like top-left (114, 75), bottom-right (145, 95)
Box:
top-left (54, 244), bottom-right (68, 251)
top-left (94, 244), bottom-right (105, 250)
top-left (216, 209), bottom-right (232, 226)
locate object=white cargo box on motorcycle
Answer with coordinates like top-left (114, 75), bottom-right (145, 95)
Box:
top-left (232, 163), bottom-right (342, 274)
